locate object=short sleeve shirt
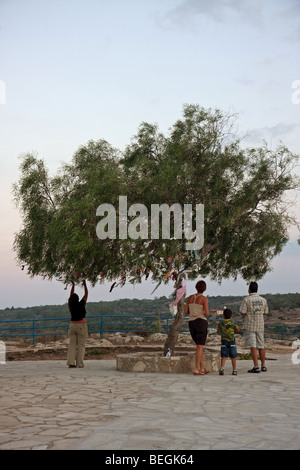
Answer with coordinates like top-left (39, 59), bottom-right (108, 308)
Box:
top-left (239, 293), bottom-right (268, 332)
top-left (217, 319), bottom-right (241, 341)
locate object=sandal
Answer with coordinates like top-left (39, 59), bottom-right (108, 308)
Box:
top-left (193, 369), bottom-right (208, 375)
top-left (261, 366), bottom-right (267, 372)
top-left (248, 366), bottom-right (260, 373)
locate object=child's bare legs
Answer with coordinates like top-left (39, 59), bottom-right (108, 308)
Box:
top-left (221, 357), bottom-right (226, 368)
top-left (219, 356), bottom-right (226, 374)
top-left (220, 357), bottom-right (237, 374)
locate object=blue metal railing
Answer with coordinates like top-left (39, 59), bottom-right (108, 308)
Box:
top-left (0, 315), bottom-right (299, 344)
top-left (0, 314), bottom-right (177, 344)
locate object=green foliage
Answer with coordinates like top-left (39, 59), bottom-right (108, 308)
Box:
top-left (13, 105), bottom-right (300, 289)
top-left (1, 294), bottom-right (299, 322)
top-left (239, 353), bottom-right (252, 360)
top-left (0, 297), bottom-right (172, 320)
top-left (86, 349), bottom-right (103, 355)
top-left (264, 293), bottom-right (300, 310)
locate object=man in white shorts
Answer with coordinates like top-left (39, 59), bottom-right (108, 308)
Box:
top-left (240, 282), bottom-right (269, 373)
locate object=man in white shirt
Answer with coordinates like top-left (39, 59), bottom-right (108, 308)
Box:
top-left (240, 282), bottom-right (269, 373)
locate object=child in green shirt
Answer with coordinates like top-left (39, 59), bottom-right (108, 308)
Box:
top-left (217, 308), bottom-right (242, 375)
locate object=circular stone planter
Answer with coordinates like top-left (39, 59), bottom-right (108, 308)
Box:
top-left (116, 349), bottom-right (220, 374)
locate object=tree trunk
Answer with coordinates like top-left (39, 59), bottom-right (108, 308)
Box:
top-left (163, 275), bottom-right (186, 356)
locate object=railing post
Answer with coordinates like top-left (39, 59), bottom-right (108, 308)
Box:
top-left (32, 319), bottom-right (35, 344)
top-left (100, 315), bottom-right (103, 340)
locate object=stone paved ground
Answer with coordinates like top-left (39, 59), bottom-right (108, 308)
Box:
top-left (1, 351), bottom-right (300, 451)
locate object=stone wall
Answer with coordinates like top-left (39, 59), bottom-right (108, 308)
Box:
top-left (116, 349), bottom-right (220, 374)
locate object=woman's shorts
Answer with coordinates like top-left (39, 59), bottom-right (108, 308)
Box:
top-left (244, 331), bottom-right (264, 349)
top-left (188, 319), bottom-right (208, 345)
top-left (221, 339), bottom-right (238, 358)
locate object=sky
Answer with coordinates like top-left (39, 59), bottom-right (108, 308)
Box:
top-left (0, 0), bottom-right (299, 309)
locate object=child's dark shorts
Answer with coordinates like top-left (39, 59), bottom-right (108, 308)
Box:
top-left (221, 339), bottom-right (238, 358)
top-left (188, 319), bottom-right (208, 346)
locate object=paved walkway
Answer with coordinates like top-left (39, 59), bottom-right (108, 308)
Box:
top-left (1, 353), bottom-right (300, 450)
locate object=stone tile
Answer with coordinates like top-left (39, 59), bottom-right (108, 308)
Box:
top-left (1, 356), bottom-right (300, 450)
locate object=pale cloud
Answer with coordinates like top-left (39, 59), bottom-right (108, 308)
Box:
top-left (159, 0), bottom-right (264, 29)
top-left (235, 77), bottom-right (256, 86)
top-left (243, 122), bottom-right (299, 146)
top-left (257, 54), bottom-right (290, 68)
top-left (159, 0), bottom-right (300, 45)
top-left (281, 1), bottom-right (300, 42)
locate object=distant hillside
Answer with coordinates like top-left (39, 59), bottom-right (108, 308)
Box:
top-left (1, 293), bottom-right (300, 324)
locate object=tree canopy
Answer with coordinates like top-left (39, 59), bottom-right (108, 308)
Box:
top-left (13, 104), bottom-right (300, 291)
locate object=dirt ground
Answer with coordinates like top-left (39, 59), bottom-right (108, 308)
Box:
top-left (6, 346), bottom-right (164, 362)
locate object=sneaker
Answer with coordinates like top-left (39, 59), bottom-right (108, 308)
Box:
top-left (261, 366), bottom-right (267, 372)
top-left (232, 370), bottom-right (237, 375)
top-left (248, 366), bottom-right (260, 373)
top-left (219, 367), bottom-right (224, 375)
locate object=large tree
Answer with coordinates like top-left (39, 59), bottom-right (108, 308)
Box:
top-left (13, 105), bottom-right (300, 354)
